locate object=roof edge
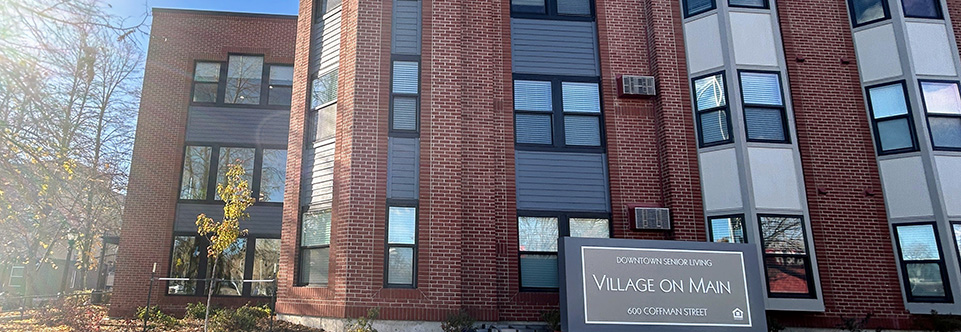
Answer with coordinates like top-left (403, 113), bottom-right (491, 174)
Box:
top-left (152, 8), bottom-right (298, 20)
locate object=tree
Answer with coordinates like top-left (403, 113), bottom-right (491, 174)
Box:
top-left (195, 163), bottom-right (254, 332)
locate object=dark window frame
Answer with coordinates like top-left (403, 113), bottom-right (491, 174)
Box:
top-left (510, 0), bottom-right (596, 21)
top-left (847, 0), bottom-right (891, 27)
top-left (902, 0), bottom-right (944, 19)
top-left (188, 54), bottom-right (292, 110)
top-left (738, 70), bottom-right (791, 144)
top-left (918, 79), bottom-right (961, 151)
top-left (165, 233), bottom-right (279, 298)
top-left (517, 211), bottom-right (611, 292)
top-left (176, 143), bottom-right (287, 206)
top-left (728, 0), bottom-right (769, 9)
top-left (757, 214), bottom-right (817, 299)
top-left (267, 64), bottom-right (294, 106)
top-left (512, 74), bottom-right (607, 153)
top-left (296, 208), bottom-right (332, 287)
top-left (892, 222), bottom-right (954, 303)
top-left (692, 71), bottom-right (735, 148)
top-left (390, 56), bottom-right (422, 137)
top-left (190, 60), bottom-right (226, 105)
top-left (384, 200), bottom-right (419, 288)
top-left (707, 214), bottom-right (748, 244)
top-left (683, 0), bottom-right (717, 18)
top-left (864, 80), bottom-right (920, 155)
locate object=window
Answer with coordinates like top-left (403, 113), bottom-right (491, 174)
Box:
top-left (902, 0), bottom-right (942, 19)
top-left (180, 146), bottom-right (211, 200)
top-left (894, 223), bottom-right (951, 302)
top-left (207, 238), bottom-right (247, 296)
top-left (309, 104), bottom-right (338, 143)
top-left (513, 78), bottom-right (603, 149)
top-left (953, 223), bottom-right (961, 258)
top-left (192, 62), bottom-right (221, 103)
top-left (225, 55), bottom-right (264, 105)
top-left (251, 238), bottom-right (280, 296)
top-left (511, 0), bottom-right (593, 19)
top-left (314, 0), bottom-right (342, 22)
top-left (729, 0), bottom-right (767, 8)
top-left (386, 206), bottom-right (417, 287)
top-left (518, 215), bottom-right (610, 290)
top-left (259, 149), bottom-right (287, 202)
top-left (268, 65), bottom-right (294, 106)
top-left (693, 72), bottom-right (732, 147)
top-left (709, 215), bottom-right (746, 243)
top-left (299, 210), bottom-right (332, 286)
top-left (866, 82), bottom-right (918, 154)
top-left (847, 0), bottom-right (890, 26)
top-left (684, 0), bottom-right (716, 17)
top-left (391, 61), bottom-right (420, 133)
top-left (168, 236), bottom-right (201, 295)
top-left (215, 147), bottom-right (255, 200)
top-left (311, 71), bottom-right (338, 109)
top-left (8, 266), bottom-right (24, 291)
top-left (759, 215), bottom-right (815, 298)
top-left (920, 81), bottom-right (961, 150)
top-left (740, 71), bottom-right (789, 143)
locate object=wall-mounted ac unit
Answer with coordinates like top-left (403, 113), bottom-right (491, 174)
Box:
top-left (618, 75), bottom-right (656, 98)
top-left (633, 207), bottom-right (671, 231)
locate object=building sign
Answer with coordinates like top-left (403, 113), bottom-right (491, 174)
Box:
top-left (560, 237), bottom-right (767, 332)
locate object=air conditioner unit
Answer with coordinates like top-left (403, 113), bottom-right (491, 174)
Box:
top-left (618, 75), bottom-right (656, 98)
top-left (633, 207), bottom-right (671, 231)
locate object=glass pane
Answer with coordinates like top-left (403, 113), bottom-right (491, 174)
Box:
top-left (557, 0), bottom-right (590, 15)
top-left (906, 263), bottom-right (946, 298)
top-left (268, 86), bottom-right (292, 106)
top-left (300, 247), bottom-right (329, 285)
top-left (564, 115), bottom-right (601, 146)
top-left (929, 117), bottom-right (961, 149)
top-left (711, 216), bottom-right (745, 243)
top-left (686, 0), bottom-right (715, 16)
top-left (511, 0), bottom-right (546, 14)
top-left (897, 224), bottom-right (940, 260)
top-left (325, 0), bottom-right (342, 13)
top-left (740, 72), bottom-right (783, 106)
top-left (921, 82), bottom-right (961, 115)
top-left (955, 224), bottom-right (961, 257)
top-left (192, 83), bottom-right (219, 103)
top-left (516, 114), bottom-right (553, 145)
top-left (745, 107), bottom-right (786, 142)
top-left (194, 62), bottom-right (221, 82)
top-left (562, 82), bottom-right (600, 113)
top-left (876, 118), bottom-right (914, 151)
top-left (302, 210), bottom-right (331, 247)
top-left (269, 65), bottom-right (294, 86)
top-left (180, 146), bottom-right (211, 200)
top-left (520, 254), bottom-right (559, 288)
top-left (765, 256), bottom-right (810, 295)
top-left (729, 0), bottom-right (765, 7)
top-left (388, 247), bottom-right (414, 285)
top-left (392, 61), bottom-right (419, 94)
top-left (216, 147), bottom-right (255, 200)
top-left (514, 80), bottom-right (553, 112)
top-left (251, 239), bottom-right (280, 296)
top-left (518, 217), bottom-right (558, 252)
top-left (260, 149), bottom-right (287, 202)
top-left (570, 218), bottom-right (609, 238)
top-left (210, 238), bottom-right (246, 296)
top-left (312, 71), bottom-right (339, 108)
top-left (225, 55), bottom-right (264, 104)
top-left (869, 83), bottom-right (908, 119)
top-left (694, 74), bottom-right (726, 110)
top-left (851, 0), bottom-right (887, 25)
top-left (318, 104), bottom-right (338, 141)
top-left (760, 216), bottom-right (806, 254)
top-left (699, 109), bottom-right (731, 144)
top-left (168, 236), bottom-right (200, 295)
top-left (388, 207), bottom-right (417, 245)
top-left (392, 97), bottom-right (418, 131)
top-left (902, 0), bottom-right (941, 18)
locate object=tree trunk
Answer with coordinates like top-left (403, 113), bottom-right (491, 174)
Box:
top-left (204, 256), bottom-right (218, 332)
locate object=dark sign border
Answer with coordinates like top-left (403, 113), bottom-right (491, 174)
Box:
top-left (559, 237), bottom-right (768, 332)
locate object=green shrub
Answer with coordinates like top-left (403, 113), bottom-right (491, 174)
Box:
top-left (442, 309), bottom-right (475, 332)
top-left (345, 307), bottom-right (380, 332)
top-left (209, 303), bottom-right (272, 332)
top-left (136, 305), bottom-right (179, 329)
top-left (541, 309), bottom-right (561, 331)
top-left (184, 301), bottom-right (222, 320)
top-left (919, 310), bottom-right (961, 332)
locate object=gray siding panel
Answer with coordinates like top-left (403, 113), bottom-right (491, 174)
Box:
top-left (186, 106), bottom-right (289, 146)
top-left (387, 138), bottom-right (419, 199)
top-left (174, 203), bottom-right (283, 236)
top-left (391, 0), bottom-right (421, 55)
top-left (510, 18), bottom-right (600, 77)
top-left (301, 140), bottom-right (335, 207)
top-left (515, 151), bottom-right (610, 212)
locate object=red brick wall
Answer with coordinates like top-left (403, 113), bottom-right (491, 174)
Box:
top-left (110, 9), bottom-right (296, 317)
